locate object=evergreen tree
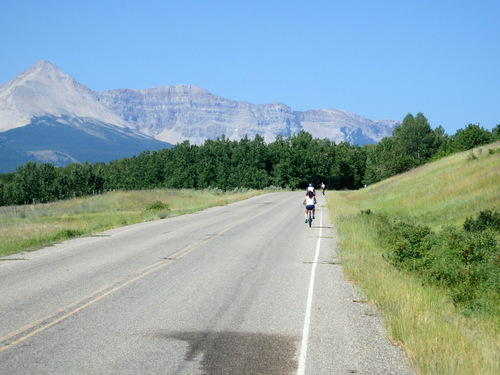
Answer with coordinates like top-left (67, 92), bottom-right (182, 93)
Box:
top-left (492, 124), bottom-right (500, 140)
top-left (393, 112), bottom-right (441, 165)
top-left (451, 124), bottom-right (494, 151)
top-left (14, 162), bottom-right (57, 204)
top-left (267, 135), bottom-right (293, 188)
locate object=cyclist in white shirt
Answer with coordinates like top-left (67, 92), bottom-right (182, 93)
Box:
top-left (302, 190), bottom-right (317, 223)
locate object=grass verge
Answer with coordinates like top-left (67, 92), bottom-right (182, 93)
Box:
top-left (0, 188), bottom-right (268, 257)
top-left (327, 142), bottom-right (500, 375)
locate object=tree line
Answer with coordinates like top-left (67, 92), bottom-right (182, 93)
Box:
top-left (1, 113), bottom-right (498, 206)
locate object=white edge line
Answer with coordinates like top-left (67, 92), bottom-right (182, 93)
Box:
top-left (297, 205), bottom-right (323, 375)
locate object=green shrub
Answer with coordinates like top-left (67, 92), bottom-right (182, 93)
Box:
top-left (464, 209), bottom-right (500, 232)
top-left (376, 215), bottom-right (434, 272)
top-left (424, 228), bottom-right (497, 308)
top-left (53, 229), bottom-right (85, 241)
top-left (371, 211), bottom-right (499, 314)
top-left (146, 200), bottom-right (169, 211)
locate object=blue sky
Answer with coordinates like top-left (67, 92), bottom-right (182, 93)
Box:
top-left (2, 0), bottom-right (499, 135)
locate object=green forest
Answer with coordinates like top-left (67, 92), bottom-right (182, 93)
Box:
top-left (1, 113), bottom-right (498, 206)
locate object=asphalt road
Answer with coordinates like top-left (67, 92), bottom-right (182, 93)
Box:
top-left (0, 192), bottom-right (414, 374)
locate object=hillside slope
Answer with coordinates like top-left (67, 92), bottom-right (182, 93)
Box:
top-left (327, 141), bottom-right (500, 375)
top-left (360, 140), bottom-right (500, 229)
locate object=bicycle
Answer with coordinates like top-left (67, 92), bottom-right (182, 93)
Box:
top-left (303, 191), bottom-right (316, 228)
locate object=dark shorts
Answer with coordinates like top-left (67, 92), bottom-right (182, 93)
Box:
top-left (305, 205), bottom-right (315, 210)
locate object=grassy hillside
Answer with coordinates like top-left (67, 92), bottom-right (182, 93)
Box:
top-left (327, 141), bottom-right (499, 374)
top-left (361, 142), bottom-right (499, 229)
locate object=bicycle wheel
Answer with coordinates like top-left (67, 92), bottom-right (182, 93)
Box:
top-left (308, 211), bottom-right (312, 227)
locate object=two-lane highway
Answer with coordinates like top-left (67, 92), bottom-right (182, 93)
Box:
top-left (0, 192), bottom-right (413, 374)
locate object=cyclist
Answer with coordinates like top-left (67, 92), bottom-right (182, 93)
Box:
top-left (320, 182), bottom-right (326, 195)
top-left (303, 190), bottom-right (316, 223)
top-left (306, 183), bottom-right (316, 196)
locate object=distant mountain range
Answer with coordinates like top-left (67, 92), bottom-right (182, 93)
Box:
top-left (0, 61), bottom-right (400, 173)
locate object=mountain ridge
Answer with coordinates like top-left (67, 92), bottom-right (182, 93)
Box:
top-left (95, 86), bottom-right (304, 145)
top-left (0, 61), bottom-right (400, 172)
top-left (95, 85), bottom-right (399, 145)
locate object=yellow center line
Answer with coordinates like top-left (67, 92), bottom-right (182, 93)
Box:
top-left (0, 222), bottom-right (237, 353)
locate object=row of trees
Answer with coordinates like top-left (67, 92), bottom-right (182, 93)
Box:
top-left (365, 114), bottom-right (498, 181)
top-left (1, 113), bottom-right (498, 206)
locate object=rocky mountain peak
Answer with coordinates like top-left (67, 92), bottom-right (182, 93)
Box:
top-left (0, 60), bottom-right (127, 132)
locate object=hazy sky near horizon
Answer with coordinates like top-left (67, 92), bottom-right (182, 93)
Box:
top-left (2, 0), bottom-right (499, 134)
